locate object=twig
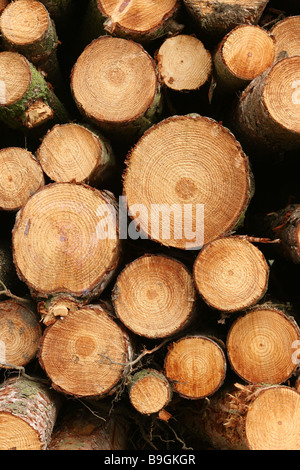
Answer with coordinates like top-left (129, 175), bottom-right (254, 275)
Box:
top-left (0, 281), bottom-right (31, 303)
top-left (100, 338), bottom-right (170, 369)
top-left (0, 362), bottom-right (50, 385)
top-left (235, 235), bottom-right (281, 244)
top-left (75, 398), bottom-right (106, 421)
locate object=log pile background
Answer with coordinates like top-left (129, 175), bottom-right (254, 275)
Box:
top-left (0, 0), bottom-right (299, 451)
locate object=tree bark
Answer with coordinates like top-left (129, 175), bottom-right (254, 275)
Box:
top-left (164, 335), bottom-right (227, 400)
top-left (70, 36), bottom-right (162, 142)
top-left (38, 302), bottom-right (134, 398)
top-left (83, 0), bottom-right (183, 45)
top-left (263, 204), bottom-right (300, 263)
top-left (112, 254), bottom-right (197, 339)
top-left (0, 376), bottom-right (60, 450)
top-left (48, 401), bottom-right (131, 450)
top-left (193, 236), bottom-right (269, 312)
top-left (213, 25), bottom-right (275, 92)
top-left (0, 147), bottom-right (44, 211)
top-left (0, 0), bottom-right (63, 89)
top-left (128, 369), bottom-right (172, 415)
top-left (0, 0), bottom-right (7, 15)
top-left (0, 51), bottom-right (69, 131)
top-left (0, 300), bottom-right (42, 370)
top-left (39, 0), bottom-right (74, 24)
top-left (36, 123), bottom-right (116, 186)
top-left (182, 0), bottom-right (269, 42)
top-left (12, 182), bottom-right (121, 301)
top-left (179, 382), bottom-right (300, 450)
top-left (123, 114), bottom-right (254, 250)
top-left (270, 16), bottom-right (300, 61)
top-left (0, 240), bottom-right (23, 294)
top-left (226, 302), bottom-right (300, 384)
top-left (228, 56), bottom-right (300, 154)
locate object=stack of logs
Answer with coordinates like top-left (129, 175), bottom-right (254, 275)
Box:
top-left (0, 0), bottom-right (299, 451)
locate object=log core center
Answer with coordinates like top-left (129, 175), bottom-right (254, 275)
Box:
top-left (175, 177), bottom-right (197, 200)
top-left (106, 65), bottom-right (126, 85)
top-left (75, 336), bottom-right (96, 357)
top-left (146, 289), bottom-right (158, 300)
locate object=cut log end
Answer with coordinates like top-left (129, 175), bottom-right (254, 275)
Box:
top-left (230, 55), bottom-right (300, 153)
top-left (164, 336), bottom-right (226, 399)
top-left (226, 305), bottom-right (300, 384)
top-left (128, 369), bottom-right (172, 415)
top-left (245, 386), bottom-right (300, 450)
top-left (0, 412), bottom-right (42, 450)
top-left (193, 237), bottom-right (269, 312)
top-left (99, 0), bottom-right (179, 36)
top-left (123, 114), bottom-right (253, 250)
top-left (0, 300), bottom-right (42, 369)
top-left (0, 376), bottom-right (60, 450)
top-left (263, 56), bottom-right (300, 136)
top-left (0, 147), bottom-right (44, 211)
top-left (0, 0), bottom-right (50, 47)
top-left (156, 34), bottom-right (212, 91)
top-left (214, 25), bottom-right (275, 89)
top-left (71, 36), bottom-right (159, 130)
top-left (12, 183), bottom-right (121, 300)
top-left (36, 123), bottom-right (115, 185)
top-left (270, 16), bottom-right (300, 60)
top-left (0, 52), bottom-right (31, 106)
top-left (38, 304), bottom-right (132, 398)
top-left (112, 254), bottom-right (197, 338)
